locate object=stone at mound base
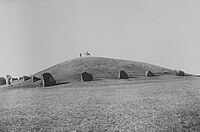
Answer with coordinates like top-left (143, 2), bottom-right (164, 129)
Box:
top-left (23, 76), bottom-right (31, 81)
top-left (32, 76), bottom-right (41, 82)
top-left (0, 77), bottom-right (6, 85)
top-left (41, 73), bottom-right (56, 87)
top-left (118, 71), bottom-right (128, 79)
top-left (145, 70), bottom-right (155, 77)
top-left (6, 75), bottom-right (11, 85)
top-left (81, 72), bottom-right (93, 81)
top-left (174, 70), bottom-right (185, 76)
top-left (6, 78), bottom-right (11, 86)
top-left (11, 78), bottom-right (18, 82)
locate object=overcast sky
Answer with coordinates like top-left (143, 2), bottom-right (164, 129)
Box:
top-left (0, 0), bottom-right (200, 77)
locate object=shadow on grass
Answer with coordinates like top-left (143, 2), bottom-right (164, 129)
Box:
top-left (43, 82), bottom-right (70, 88)
top-left (55, 82), bottom-right (70, 86)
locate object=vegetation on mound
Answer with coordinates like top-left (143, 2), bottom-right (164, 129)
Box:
top-left (3, 57), bottom-right (183, 88)
top-left (34, 57), bottom-right (174, 83)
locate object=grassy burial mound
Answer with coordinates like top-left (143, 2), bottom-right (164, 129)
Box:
top-left (7, 57), bottom-right (176, 88)
top-left (34, 57), bottom-right (174, 83)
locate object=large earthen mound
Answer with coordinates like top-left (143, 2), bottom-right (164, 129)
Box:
top-left (33, 57), bottom-right (174, 83)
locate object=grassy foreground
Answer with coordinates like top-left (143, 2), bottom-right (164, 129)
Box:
top-left (0, 76), bottom-right (200, 131)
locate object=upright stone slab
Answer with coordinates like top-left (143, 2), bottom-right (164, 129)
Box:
top-left (118, 71), bottom-right (128, 79)
top-left (174, 70), bottom-right (185, 76)
top-left (145, 70), bottom-right (155, 77)
top-left (11, 78), bottom-right (18, 82)
top-left (0, 77), bottom-right (6, 85)
top-left (23, 76), bottom-right (30, 81)
top-left (6, 78), bottom-right (11, 86)
top-left (6, 75), bottom-right (12, 86)
top-left (32, 76), bottom-right (41, 82)
top-left (41, 73), bottom-right (56, 87)
top-left (81, 72), bottom-right (93, 81)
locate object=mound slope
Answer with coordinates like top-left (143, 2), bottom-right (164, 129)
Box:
top-left (33, 57), bottom-right (174, 83)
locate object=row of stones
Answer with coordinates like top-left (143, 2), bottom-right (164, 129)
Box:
top-left (0, 70), bottom-right (185, 87)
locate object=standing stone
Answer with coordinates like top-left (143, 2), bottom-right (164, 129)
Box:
top-left (145, 71), bottom-right (155, 77)
top-left (174, 70), bottom-right (185, 76)
top-left (81, 72), bottom-right (93, 81)
top-left (23, 76), bottom-right (30, 81)
top-left (41, 73), bottom-right (56, 87)
top-left (118, 71), bottom-right (128, 79)
top-left (6, 78), bottom-right (11, 85)
top-left (0, 77), bottom-right (6, 85)
top-left (11, 78), bottom-right (18, 82)
top-left (32, 76), bottom-right (41, 82)
top-left (6, 75), bottom-right (12, 86)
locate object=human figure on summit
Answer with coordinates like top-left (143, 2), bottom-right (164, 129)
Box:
top-left (84, 51), bottom-right (90, 57)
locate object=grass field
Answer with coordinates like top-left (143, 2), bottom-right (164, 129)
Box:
top-left (0, 76), bottom-right (200, 131)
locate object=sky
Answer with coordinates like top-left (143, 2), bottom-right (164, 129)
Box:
top-left (0, 0), bottom-right (200, 77)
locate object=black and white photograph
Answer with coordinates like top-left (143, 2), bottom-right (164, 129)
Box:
top-left (0, 0), bottom-right (200, 131)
